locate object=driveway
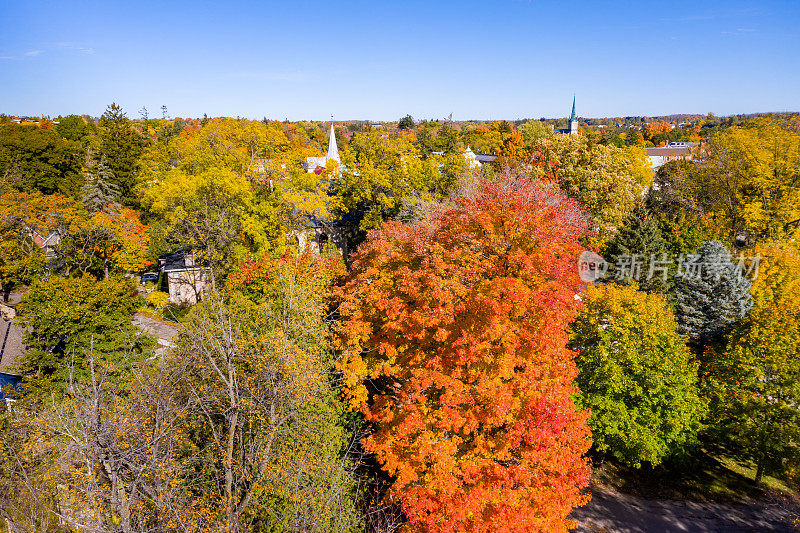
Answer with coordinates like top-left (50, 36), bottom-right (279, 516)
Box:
top-left (132, 313), bottom-right (180, 355)
top-left (572, 485), bottom-right (798, 532)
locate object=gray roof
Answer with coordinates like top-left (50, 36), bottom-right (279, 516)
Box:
top-left (0, 318), bottom-right (27, 373)
top-left (159, 250), bottom-right (208, 272)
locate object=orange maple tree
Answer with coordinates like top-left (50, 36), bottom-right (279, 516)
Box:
top-left (643, 121), bottom-right (673, 142)
top-left (336, 176), bottom-right (592, 532)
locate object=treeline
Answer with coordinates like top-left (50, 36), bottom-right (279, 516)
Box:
top-left (0, 106), bottom-right (798, 532)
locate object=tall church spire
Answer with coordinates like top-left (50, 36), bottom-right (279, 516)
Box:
top-left (570, 95), bottom-right (577, 122)
top-left (327, 119), bottom-right (340, 163)
top-left (568, 95), bottom-right (578, 135)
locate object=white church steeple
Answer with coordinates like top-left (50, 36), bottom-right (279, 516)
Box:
top-left (327, 120), bottom-right (340, 163)
top-left (304, 116), bottom-right (342, 173)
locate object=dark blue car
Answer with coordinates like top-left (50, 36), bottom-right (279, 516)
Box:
top-left (141, 273), bottom-right (159, 285)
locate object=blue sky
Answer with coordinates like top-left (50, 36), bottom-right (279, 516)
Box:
top-left (1, 0), bottom-right (798, 120)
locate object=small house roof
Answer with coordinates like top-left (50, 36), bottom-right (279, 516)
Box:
top-left (159, 250), bottom-right (208, 272)
top-left (645, 147), bottom-right (691, 156)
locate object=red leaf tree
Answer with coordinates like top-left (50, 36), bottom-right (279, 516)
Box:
top-left (335, 176), bottom-right (592, 532)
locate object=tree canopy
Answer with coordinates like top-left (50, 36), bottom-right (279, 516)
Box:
top-left (336, 176), bottom-right (591, 532)
top-left (528, 134), bottom-right (650, 235)
top-left (571, 283), bottom-right (706, 467)
top-left (704, 244), bottom-right (800, 483)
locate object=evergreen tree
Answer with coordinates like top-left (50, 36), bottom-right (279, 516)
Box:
top-left (398, 114), bottom-right (415, 130)
top-left (99, 103), bottom-right (144, 206)
top-left (602, 209), bottom-right (670, 293)
top-left (673, 240), bottom-right (752, 347)
top-left (82, 155), bottom-right (121, 213)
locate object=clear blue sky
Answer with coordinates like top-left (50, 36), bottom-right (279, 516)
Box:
top-left (1, 0), bottom-right (798, 121)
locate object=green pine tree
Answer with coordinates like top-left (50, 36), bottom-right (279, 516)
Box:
top-left (602, 209), bottom-right (671, 293)
top-left (673, 240), bottom-right (752, 348)
top-left (398, 114), bottom-right (416, 130)
top-left (99, 103), bottom-right (145, 206)
top-left (82, 155), bottom-right (121, 213)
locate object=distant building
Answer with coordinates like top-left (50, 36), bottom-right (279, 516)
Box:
top-left (645, 146), bottom-right (695, 169)
top-left (437, 147), bottom-right (496, 169)
top-left (555, 96), bottom-right (579, 135)
top-left (30, 230), bottom-right (60, 260)
top-left (475, 153), bottom-right (497, 165)
top-left (304, 123), bottom-right (340, 173)
top-left (667, 141), bottom-right (700, 148)
top-left (463, 147), bottom-right (482, 169)
top-left (159, 250), bottom-right (210, 305)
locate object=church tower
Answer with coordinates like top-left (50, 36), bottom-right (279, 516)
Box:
top-left (326, 121), bottom-right (340, 163)
top-left (568, 95), bottom-right (578, 135)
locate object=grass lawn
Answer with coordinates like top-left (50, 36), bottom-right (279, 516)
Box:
top-left (591, 447), bottom-right (797, 503)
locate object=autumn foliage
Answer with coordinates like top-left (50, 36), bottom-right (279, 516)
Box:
top-left (643, 121), bottom-right (673, 142)
top-left (336, 176), bottom-right (592, 532)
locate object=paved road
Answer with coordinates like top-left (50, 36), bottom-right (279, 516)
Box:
top-left (132, 313), bottom-right (180, 355)
top-left (572, 486), bottom-right (798, 532)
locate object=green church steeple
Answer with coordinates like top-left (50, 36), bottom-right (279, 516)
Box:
top-left (570, 95), bottom-right (577, 122)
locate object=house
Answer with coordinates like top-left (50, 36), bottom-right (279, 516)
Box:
top-left (666, 141), bottom-right (700, 148)
top-left (434, 147), bottom-right (496, 169)
top-left (158, 250), bottom-right (210, 305)
top-left (463, 147), bottom-right (481, 169)
top-left (475, 153), bottom-right (497, 165)
top-left (645, 145), bottom-right (696, 169)
top-left (462, 147), bottom-right (497, 167)
top-left (31, 229), bottom-right (61, 260)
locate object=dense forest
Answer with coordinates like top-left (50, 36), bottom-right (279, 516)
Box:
top-left (0, 106), bottom-right (799, 532)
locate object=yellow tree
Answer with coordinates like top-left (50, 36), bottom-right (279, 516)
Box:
top-left (59, 205), bottom-right (151, 278)
top-left (705, 243), bottom-right (800, 482)
top-left (336, 129), bottom-right (454, 251)
top-left (725, 120), bottom-right (800, 240)
top-left (141, 166), bottom-right (252, 279)
top-left (175, 118), bottom-right (291, 177)
top-left (138, 118), bottom-right (338, 264)
top-left (529, 135), bottom-right (649, 236)
top-left (652, 119), bottom-right (800, 242)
